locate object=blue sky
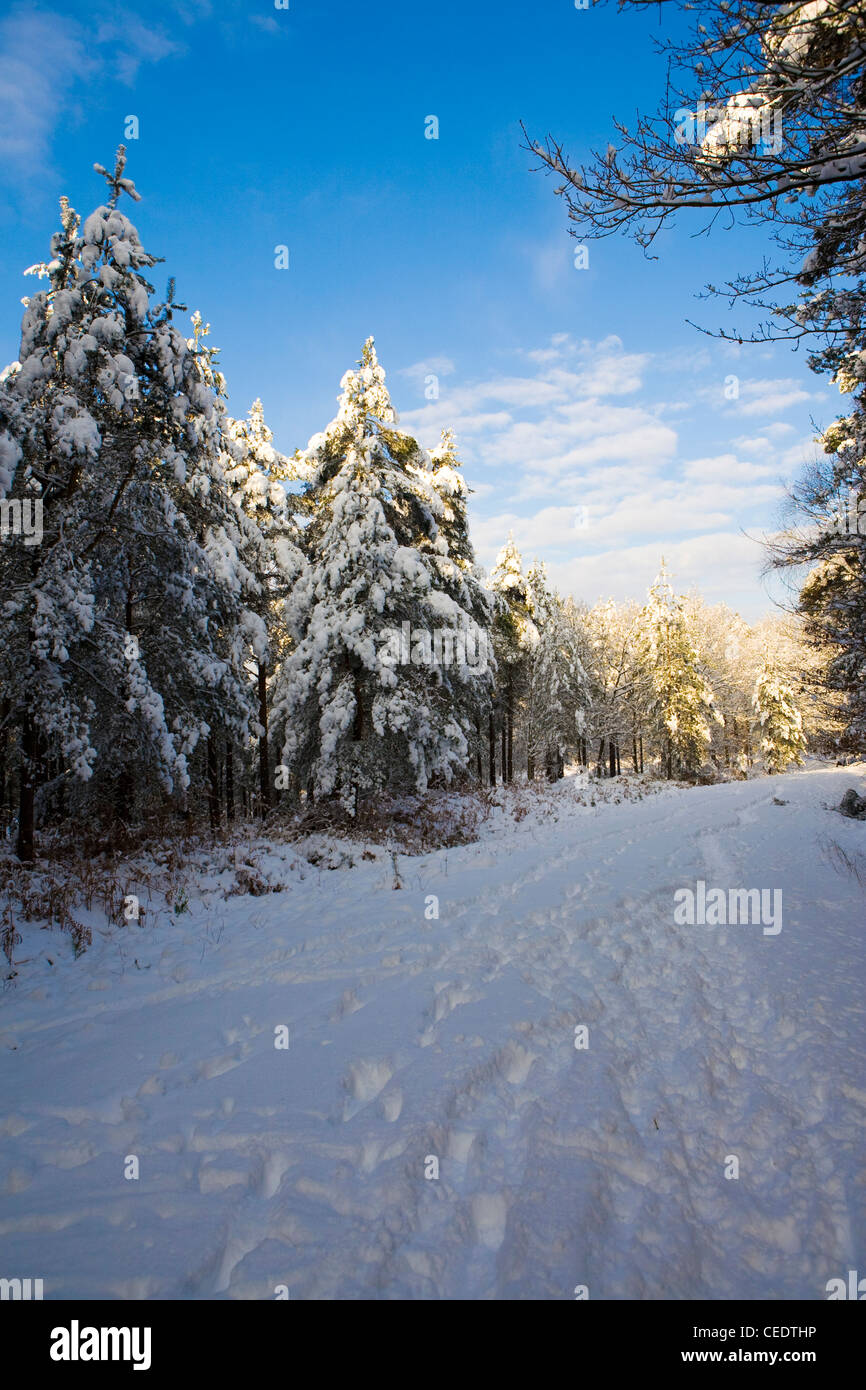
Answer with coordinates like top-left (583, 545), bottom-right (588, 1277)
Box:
top-left (0, 0), bottom-right (837, 617)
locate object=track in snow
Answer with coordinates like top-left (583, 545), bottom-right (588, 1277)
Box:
top-left (1, 765), bottom-right (864, 1299)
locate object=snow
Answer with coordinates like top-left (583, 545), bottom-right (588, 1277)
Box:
top-left (0, 428), bottom-right (21, 494)
top-left (1, 764), bottom-right (864, 1299)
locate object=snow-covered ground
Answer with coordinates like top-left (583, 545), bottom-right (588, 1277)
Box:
top-left (1, 764), bottom-right (864, 1300)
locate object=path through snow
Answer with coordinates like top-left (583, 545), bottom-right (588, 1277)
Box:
top-left (1, 766), bottom-right (864, 1299)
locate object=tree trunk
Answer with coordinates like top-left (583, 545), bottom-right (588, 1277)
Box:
top-left (207, 733), bottom-right (220, 832)
top-left (257, 660), bottom-right (271, 814)
top-left (16, 713), bottom-right (36, 863)
top-left (225, 741), bottom-right (235, 822)
top-left (488, 711), bottom-right (496, 786)
top-left (506, 670), bottom-right (514, 783)
top-left (54, 751), bottom-right (67, 823)
top-left (0, 698), bottom-right (10, 822)
top-left (352, 666), bottom-right (364, 741)
top-left (546, 746), bottom-right (562, 782)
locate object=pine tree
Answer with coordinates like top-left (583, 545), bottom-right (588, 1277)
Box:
top-left (684, 597), bottom-right (756, 773)
top-left (272, 338), bottom-right (489, 810)
top-left (786, 396), bottom-right (866, 752)
top-left (0, 149), bottom-right (257, 856)
top-left (488, 535), bottom-right (538, 782)
top-left (524, 561), bottom-right (588, 780)
top-left (640, 562), bottom-right (719, 779)
top-left (223, 398), bottom-right (305, 814)
top-left (426, 430), bottom-right (477, 571)
top-left (415, 428), bottom-right (494, 778)
top-left (752, 657), bottom-right (807, 774)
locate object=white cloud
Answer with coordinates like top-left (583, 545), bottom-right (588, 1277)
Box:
top-left (527, 234), bottom-right (574, 293)
top-left (543, 532), bottom-right (771, 613)
top-left (735, 379), bottom-right (813, 417)
top-left (777, 434), bottom-right (823, 471)
top-left (94, 17), bottom-right (179, 82)
top-left (471, 506), bottom-right (595, 558)
top-left (731, 435), bottom-right (775, 456)
top-left (400, 336), bottom-right (663, 486)
top-left (0, 10), bottom-right (93, 168)
top-left (683, 453), bottom-right (778, 483)
top-left (398, 356), bottom-right (456, 385)
top-left (392, 334), bottom-right (806, 618)
top-left (0, 5), bottom-right (180, 175)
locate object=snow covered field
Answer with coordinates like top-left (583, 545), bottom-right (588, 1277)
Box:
top-left (1, 764), bottom-right (864, 1300)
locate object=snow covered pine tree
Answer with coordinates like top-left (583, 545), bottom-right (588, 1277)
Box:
top-left (488, 535), bottom-right (538, 783)
top-left (524, 559), bottom-right (589, 781)
top-left (752, 656), bottom-right (807, 774)
top-left (223, 398), bottom-right (306, 815)
top-left (640, 562), bottom-right (720, 779)
top-left (272, 339), bottom-right (492, 812)
top-left (0, 150), bottom-right (259, 857)
top-left (418, 427), bottom-right (495, 781)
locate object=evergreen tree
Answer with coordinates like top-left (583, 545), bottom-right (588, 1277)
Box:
top-left (640, 562), bottom-right (719, 778)
top-left (685, 597), bottom-right (756, 773)
top-left (223, 398), bottom-right (305, 813)
top-left (0, 149), bottom-right (257, 856)
top-left (524, 561), bottom-right (588, 780)
top-left (752, 656), bottom-right (808, 774)
top-left (488, 535), bottom-right (538, 782)
top-left (780, 392), bottom-right (866, 751)
top-left (416, 428), bottom-right (494, 777)
top-left (426, 430), bottom-right (478, 571)
top-left (272, 338), bottom-right (489, 810)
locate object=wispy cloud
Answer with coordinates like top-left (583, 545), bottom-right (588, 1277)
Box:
top-left (395, 332), bottom-right (798, 616)
top-left (734, 378), bottom-right (815, 418)
top-left (400, 335), bottom-right (667, 489)
top-left (0, 5), bottom-right (181, 177)
top-left (691, 375), bottom-right (819, 419)
top-left (94, 17), bottom-right (180, 83)
top-left (0, 9), bottom-right (93, 169)
top-left (398, 356), bottom-right (456, 388)
top-left (544, 532), bottom-right (771, 610)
